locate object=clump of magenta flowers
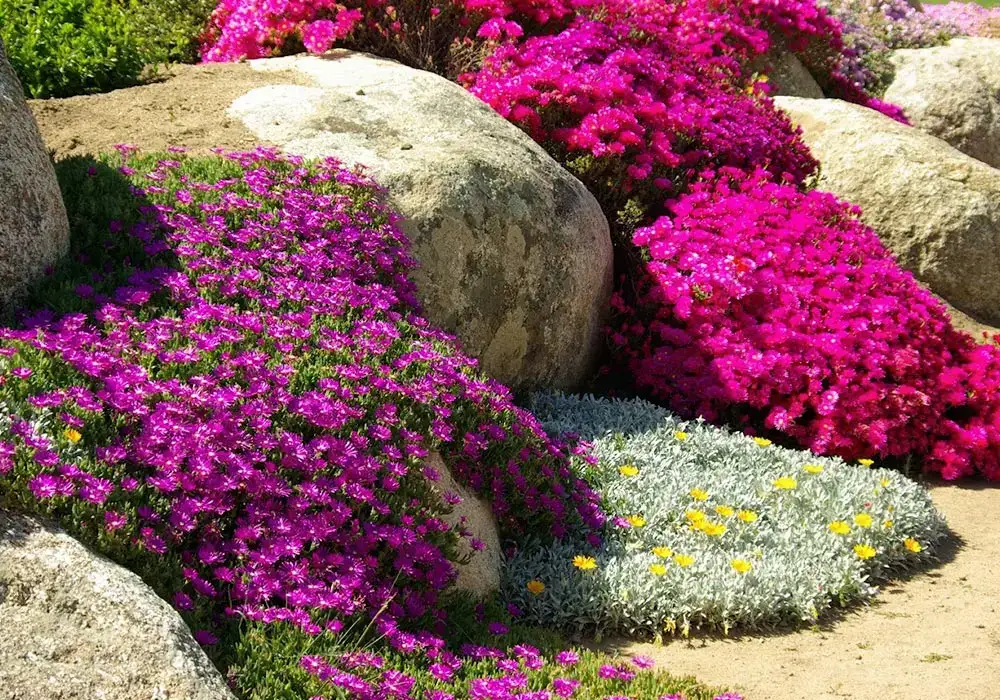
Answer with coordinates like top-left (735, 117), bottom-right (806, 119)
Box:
top-left (0, 148), bottom-right (758, 700)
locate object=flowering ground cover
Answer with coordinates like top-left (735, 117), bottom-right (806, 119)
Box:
top-left (505, 393), bottom-right (947, 636)
top-left (925, 1), bottom-right (1000, 35)
top-left (0, 147), bottom-right (751, 699)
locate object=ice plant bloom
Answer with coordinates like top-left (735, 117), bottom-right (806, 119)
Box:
top-left (858, 459), bottom-right (875, 467)
top-left (626, 514), bottom-right (646, 528)
top-left (573, 555), bottom-right (598, 571)
top-left (730, 559), bottom-right (753, 574)
top-left (686, 510), bottom-right (707, 523)
top-left (526, 580), bottom-right (546, 595)
top-left (753, 437), bottom-right (773, 447)
top-left (773, 476), bottom-right (797, 490)
top-left (701, 522), bottom-right (727, 537)
top-left (715, 505), bottom-right (734, 517)
top-left (854, 544), bottom-right (877, 560)
top-left (63, 428), bottom-right (82, 443)
top-left (803, 464), bottom-right (824, 474)
top-left (674, 431), bottom-right (689, 441)
top-left (673, 554), bottom-right (695, 567)
top-left (904, 538), bottom-right (923, 553)
top-left (618, 464), bottom-right (639, 477)
top-left (854, 513), bottom-right (873, 528)
top-left (652, 546), bottom-right (673, 559)
top-left (829, 521), bottom-right (851, 535)
top-left (649, 563), bottom-right (667, 576)
top-left (689, 488), bottom-right (709, 501)
top-left (737, 510), bottom-right (758, 523)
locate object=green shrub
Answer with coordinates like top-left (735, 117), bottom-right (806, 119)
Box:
top-left (128, 0), bottom-right (216, 64)
top-left (0, 0), bottom-right (151, 98)
top-left (506, 393), bottom-right (949, 637)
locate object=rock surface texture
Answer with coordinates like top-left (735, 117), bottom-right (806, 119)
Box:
top-left (427, 453), bottom-right (503, 596)
top-left (751, 51), bottom-right (824, 98)
top-left (0, 39), bottom-right (70, 308)
top-left (777, 96), bottom-right (1000, 324)
top-left (228, 51), bottom-right (613, 392)
top-left (0, 509), bottom-right (235, 700)
top-left (884, 38), bottom-right (1000, 169)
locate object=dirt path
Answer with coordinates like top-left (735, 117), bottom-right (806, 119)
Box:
top-left (612, 484), bottom-right (1000, 699)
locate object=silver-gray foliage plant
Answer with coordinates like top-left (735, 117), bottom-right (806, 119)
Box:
top-left (504, 393), bottom-right (949, 637)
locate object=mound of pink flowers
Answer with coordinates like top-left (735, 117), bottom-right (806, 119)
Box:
top-left (925, 1), bottom-right (1000, 38)
top-left (0, 148), bottom-right (605, 680)
top-left (609, 167), bottom-right (1000, 481)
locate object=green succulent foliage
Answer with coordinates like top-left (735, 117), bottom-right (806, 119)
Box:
top-left (506, 392), bottom-right (949, 637)
top-left (128, 0), bottom-right (216, 64)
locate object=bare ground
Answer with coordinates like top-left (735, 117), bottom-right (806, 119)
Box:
top-left (27, 62), bottom-right (308, 158)
top-left (610, 483), bottom-right (1000, 700)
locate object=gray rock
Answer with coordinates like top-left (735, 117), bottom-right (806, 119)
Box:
top-left (427, 453), bottom-right (502, 596)
top-left (776, 96), bottom-right (1000, 323)
top-left (884, 38), bottom-right (1000, 169)
top-left (0, 39), bottom-right (70, 309)
top-left (750, 52), bottom-right (824, 99)
top-left (0, 509), bottom-right (235, 700)
top-left (228, 51), bottom-right (613, 393)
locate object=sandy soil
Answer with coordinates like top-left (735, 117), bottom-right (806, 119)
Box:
top-left (609, 483), bottom-right (1000, 700)
top-left (27, 63), bottom-right (309, 158)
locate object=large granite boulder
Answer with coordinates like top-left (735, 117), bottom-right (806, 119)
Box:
top-left (0, 509), bottom-right (235, 700)
top-left (228, 51), bottom-right (613, 393)
top-left (776, 96), bottom-right (1000, 323)
top-left (0, 39), bottom-right (70, 308)
top-left (884, 38), bottom-right (1000, 169)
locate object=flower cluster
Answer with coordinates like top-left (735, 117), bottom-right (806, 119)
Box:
top-left (465, 0), bottom-right (821, 207)
top-left (506, 393), bottom-right (946, 634)
top-left (200, 0), bottom-right (578, 71)
top-left (925, 2), bottom-right (1000, 38)
top-left (0, 149), bottom-right (612, 695)
top-left (608, 167), bottom-right (1000, 481)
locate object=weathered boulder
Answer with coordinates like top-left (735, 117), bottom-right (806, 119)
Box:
top-left (228, 51), bottom-right (613, 393)
top-left (0, 39), bottom-right (70, 308)
top-left (750, 51), bottom-right (824, 98)
top-left (884, 38), bottom-right (1000, 169)
top-left (427, 453), bottom-right (503, 596)
top-left (776, 96), bottom-right (1000, 323)
top-left (0, 509), bottom-right (235, 700)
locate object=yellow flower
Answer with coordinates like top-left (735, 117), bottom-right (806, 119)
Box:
top-left (730, 559), bottom-right (753, 574)
top-left (685, 509), bottom-right (707, 523)
top-left (64, 428), bottom-right (82, 443)
top-left (689, 488), bottom-right (709, 501)
top-left (753, 437), bottom-right (772, 447)
top-left (828, 520), bottom-right (851, 535)
top-left (904, 538), bottom-right (923, 553)
top-left (737, 510), bottom-right (758, 523)
top-left (701, 522), bottom-right (727, 537)
top-left (714, 505), bottom-right (735, 518)
top-left (803, 464), bottom-right (824, 474)
top-left (880, 477), bottom-right (891, 488)
top-left (573, 555), bottom-right (597, 571)
top-left (649, 563), bottom-right (668, 576)
top-left (773, 476), bottom-right (797, 490)
top-left (652, 546), bottom-right (673, 559)
top-left (618, 464), bottom-right (639, 477)
top-left (673, 553), bottom-right (695, 568)
top-left (858, 458), bottom-right (874, 467)
top-left (854, 513), bottom-right (873, 528)
top-left (883, 520), bottom-right (894, 529)
top-left (627, 514), bottom-right (646, 528)
top-left (854, 544), bottom-right (877, 560)
top-left (674, 431), bottom-right (689, 441)
top-left (526, 580), bottom-right (545, 595)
